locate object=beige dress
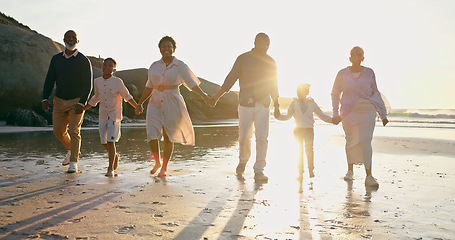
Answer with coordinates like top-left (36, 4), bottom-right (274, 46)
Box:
top-left (331, 67), bottom-right (388, 169)
top-left (145, 57), bottom-right (200, 145)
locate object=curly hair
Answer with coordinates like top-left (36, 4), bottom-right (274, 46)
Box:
top-left (158, 36), bottom-right (177, 50)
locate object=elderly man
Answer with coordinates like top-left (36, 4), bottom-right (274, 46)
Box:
top-left (42, 30), bottom-right (93, 173)
top-left (211, 33), bottom-right (279, 182)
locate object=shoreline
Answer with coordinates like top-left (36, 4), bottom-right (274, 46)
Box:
top-left (0, 122), bottom-right (454, 239)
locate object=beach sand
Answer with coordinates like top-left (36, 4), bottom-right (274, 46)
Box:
top-left (0, 121), bottom-right (454, 239)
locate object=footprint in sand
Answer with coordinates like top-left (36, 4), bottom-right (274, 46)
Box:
top-left (160, 222), bottom-right (179, 227)
top-left (115, 205), bottom-right (129, 209)
top-left (115, 225), bottom-right (136, 234)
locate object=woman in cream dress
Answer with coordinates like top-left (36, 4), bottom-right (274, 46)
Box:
top-left (136, 36), bottom-right (211, 177)
top-left (331, 46), bottom-right (389, 187)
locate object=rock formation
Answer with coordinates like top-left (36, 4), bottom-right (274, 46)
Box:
top-left (0, 12), bottom-right (238, 126)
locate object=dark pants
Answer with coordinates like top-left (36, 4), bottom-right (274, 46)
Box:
top-left (293, 128), bottom-right (314, 175)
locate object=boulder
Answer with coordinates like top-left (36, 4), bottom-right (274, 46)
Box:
top-left (6, 108), bottom-right (47, 127)
top-left (0, 24), bottom-right (64, 119)
top-left (112, 68), bottom-right (239, 121)
top-left (0, 13), bottom-right (239, 125)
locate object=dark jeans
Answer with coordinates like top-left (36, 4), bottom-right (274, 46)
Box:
top-left (293, 128), bottom-right (314, 175)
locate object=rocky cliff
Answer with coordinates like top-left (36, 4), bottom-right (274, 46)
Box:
top-left (0, 12), bottom-right (238, 126)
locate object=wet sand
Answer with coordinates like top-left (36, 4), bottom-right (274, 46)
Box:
top-left (0, 121), bottom-right (454, 239)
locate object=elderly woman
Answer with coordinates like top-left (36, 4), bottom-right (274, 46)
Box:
top-left (136, 36), bottom-right (211, 177)
top-left (331, 46), bottom-right (389, 187)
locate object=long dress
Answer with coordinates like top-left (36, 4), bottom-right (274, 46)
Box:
top-left (145, 57), bottom-right (200, 146)
top-left (331, 67), bottom-right (387, 169)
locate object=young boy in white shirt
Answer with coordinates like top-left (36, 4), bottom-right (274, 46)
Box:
top-left (276, 83), bottom-right (333, 180)
top-left (84, 58), bottom-right (139, 177)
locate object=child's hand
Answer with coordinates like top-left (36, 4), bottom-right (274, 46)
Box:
top-left (83, 104), bottom-right (91, 111)
top-left (273, 107), bottom-right (280, 119)
top-left (332, 116), bottom-right (341, 125)
top-left (135, 104), bottom-right (144, 115)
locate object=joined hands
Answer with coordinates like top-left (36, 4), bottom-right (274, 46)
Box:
top-left (135, 104), bottom-right (144, 115)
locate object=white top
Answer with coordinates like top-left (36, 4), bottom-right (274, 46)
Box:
top-left (331, 67), bottom-right (388, 120)
top-left (278, 97), bottom-right (332, 128)
top-left (88, 76), bottom-right (133, 124)
top-left (63, 49), bottom-right (78, 59)
top-left (145, 57), bottom-right (200, 145)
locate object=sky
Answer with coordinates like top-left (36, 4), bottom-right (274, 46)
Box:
top-left (2, 0), bottom-right (455, 109)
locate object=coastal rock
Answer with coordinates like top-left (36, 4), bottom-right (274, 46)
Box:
top-left (0, 20), bottom-right (64, 119)
top-left (105, 68), bottom-right (239, 121)
top-left (6, 108), bottom-right (48, 127)
top-left (0, 13), bottom-right (238, 125)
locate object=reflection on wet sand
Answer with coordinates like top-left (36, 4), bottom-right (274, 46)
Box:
top-left (0, 125), bottom-right (239, 166)
top-left (1, 121), bottom-right (454, 239)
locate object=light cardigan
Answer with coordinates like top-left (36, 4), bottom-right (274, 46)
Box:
top-left (278, 97), bottom-right (332, 128)
top-left (331, 66), bottom-right (387, 120)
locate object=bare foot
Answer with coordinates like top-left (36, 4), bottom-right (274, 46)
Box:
top-left (150, 161), bottom-right (162, 174)
top-left (309, 171), bottom-right (315, 178)
top-left (157, 171), bottom-right (167, 177)
top-left (105, 170), bottom-right (117, 177)
top-left (113, 153), bottom-right (120, 170)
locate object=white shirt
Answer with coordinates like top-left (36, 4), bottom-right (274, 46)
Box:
top-left (278, 97), bottom-right (332, 128)
top-left (146, 57), bottom-right (199, 107)
top-left (63, 49), bottom-right (79, 59)
top-left (88, 76), bottom-right (133, 124)
top-left (145, 57), bottom-right (200, 145)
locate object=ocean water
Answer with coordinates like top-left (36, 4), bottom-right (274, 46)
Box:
top-left (386, 108), bottom-right (455, 129)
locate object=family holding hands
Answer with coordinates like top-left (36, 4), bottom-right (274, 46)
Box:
top-left (42, 30), bottom-right (388, 188)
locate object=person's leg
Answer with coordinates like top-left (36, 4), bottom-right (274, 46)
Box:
top-left (52, 98), bottom-right (71, 151)
top-left (294, 128), bottom-right (305, 180)
top-left (253, 103), bottom-right (269, 174)
top-left (148, 139), bottom-right (161, 174)
top-left (158, 130), bottom-right (174, 177)
top-left (342, 117), bottom-right (360, 180)
top-left (237, 105), bottom-right (254, 175)
top-left (361, 116), bottom-right (375, 177)
top-left (105, 142), bottom-right (116, 176)
top-left (303, 128), bottom-right (315, 178)
top-left (68, 103), bottom-right (84, 163)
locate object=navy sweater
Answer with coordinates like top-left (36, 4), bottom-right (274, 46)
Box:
top-left (42, 51), bottom-right (93, 105)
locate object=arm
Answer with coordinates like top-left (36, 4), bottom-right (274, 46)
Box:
top-left (86, 81), bottom-right (100, 109)
top-left (177, 63), bottom-right (211, 106)
top-left (136, 87), bottom-right (153, 115)
top-left (270, 60), bottom-right (280, 116)
top-left (83, 104), bottom-right (92, 111)
top-left (370, 71), bottom-right (388, 122)
top-left (211, 88), bottom-right (228, 107)
top-left (75, 58), bottom-right (93, 114)
top-left (312, 101), bottom-right (332, 123)
top-left (212, 56), bottom-right (241, 106)
top-left (117, 78), bottom-right (138, 109)
top-left (276, 101), bottom-right (294, 121)
top-left (127, 98), bottom-right (139, 109)
top-left (331, 71), bottom-right (343, 124)
top-left (78, 57), bottom-right (93, 106)
top-left (42, 57), bottom-right (56, 112)
top-left (191, 85), bottom-right (211, 106)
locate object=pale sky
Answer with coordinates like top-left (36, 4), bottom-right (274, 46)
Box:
top-left (2, 0), bottom-right (455, 109)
